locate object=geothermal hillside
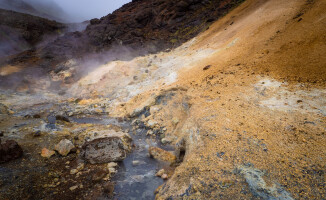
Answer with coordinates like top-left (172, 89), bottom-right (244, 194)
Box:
top-left (0, 0), bottom-right (325, 199)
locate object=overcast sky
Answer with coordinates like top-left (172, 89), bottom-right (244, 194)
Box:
top-left (52, 0), bottom-right (131, 22)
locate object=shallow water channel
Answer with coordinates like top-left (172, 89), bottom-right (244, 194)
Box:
top-left (0, 100), bottom-right (173, 200)
top-left (72, 116), bottom-right (173, 200)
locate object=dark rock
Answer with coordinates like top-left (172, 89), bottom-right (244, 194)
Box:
top-left (33, 130), bottom-right (41, 137)
top-left (33, 114), bottom-right (41, 118)
top-left (175, 138), bottom-right (186, 162)
top-left (0, 139), bottom-right (23, 163)
top-left (0, 131), bottom-right (4, 137)
top-left (92, 170), bottom-right (107, 182)
top-left (55, 115), bottom-right (70, 122)
top-left (90, 18), bottom-right (101, 25)
top-left (103, 182), bottom-right (115, 196)
top-left (203, 65), bottom-right (211, 70)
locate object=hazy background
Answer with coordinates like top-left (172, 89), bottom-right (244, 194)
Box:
top-left (0, 0), bottom-right (132, 22)
top-left (52, 0), bottom-right (132, 22)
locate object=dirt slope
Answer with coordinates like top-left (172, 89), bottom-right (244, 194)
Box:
top-left (95, 0), bottom-right (324, 198)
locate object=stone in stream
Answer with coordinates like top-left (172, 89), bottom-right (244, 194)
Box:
top-left (54, 139), bottom-right (75, 156)
top-left (149, 146), bottom-right (176, 164)
top-left (107, 162), bottom-right (118, 168)
top-left (132, 160), bottom-right (140, 166)
top-left (161, 137), bottom-right (172, 144)
top-left (156, 169), bottom-right (165, 177)
top-left (82, 131), bottom-right (132, 164)
top-left (0, 139), bottom-right (23, 163)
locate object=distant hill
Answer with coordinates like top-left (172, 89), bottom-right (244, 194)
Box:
top-left (0, 0), bottom-right (71, 22)
top-left (0, 8), bottom-right (65, 57)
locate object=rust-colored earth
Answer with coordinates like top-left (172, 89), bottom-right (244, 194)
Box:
top-left (0, 0), bottom-right (325, 199)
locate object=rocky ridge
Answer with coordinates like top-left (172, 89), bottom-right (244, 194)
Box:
top-left (4, 0), bottom-right (245, 71)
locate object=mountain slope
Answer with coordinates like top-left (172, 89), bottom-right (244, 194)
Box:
top-left (0, 9), bottom-right (65, 57)
top-left (3, 0), bottom-right (245, 71)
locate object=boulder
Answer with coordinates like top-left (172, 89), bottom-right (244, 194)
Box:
top-left (83, 131), bottom-right (132, 164)
top-left (0, 139), bottom-right (23, 163)
top-left (54, 139), bottom-right (75, 156)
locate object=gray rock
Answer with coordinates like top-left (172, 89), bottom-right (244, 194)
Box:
top-left (83, 133), bottom-right (132, 164)
top-left (237, 165), bottom-right (294, 200)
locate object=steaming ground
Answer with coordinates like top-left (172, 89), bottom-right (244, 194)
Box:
top-left (0, 0), bottom-right (326, 199)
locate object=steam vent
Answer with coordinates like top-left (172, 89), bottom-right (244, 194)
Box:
top-left (0, 0), bottom-right (325, 199)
